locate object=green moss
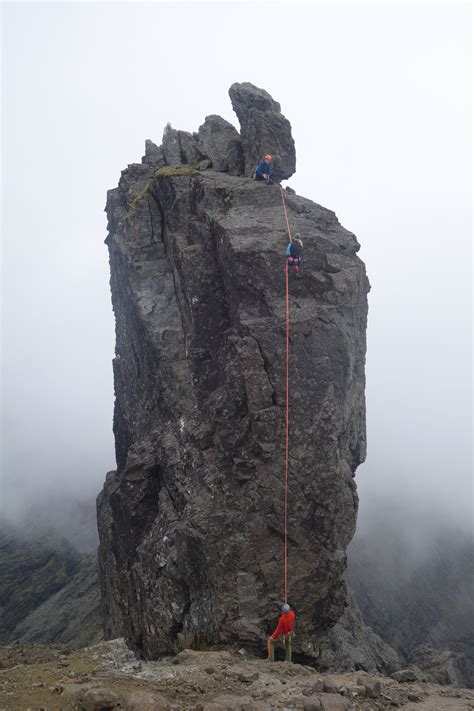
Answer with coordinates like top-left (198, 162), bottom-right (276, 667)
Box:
top-left (181, 244), bottom-right (204, 254)
top-left (132, 181), bottom-right (151, 206)
top-left (154, 166), bottom-right (198, 177)
top-left (188, 214), bottom-right (200, 223)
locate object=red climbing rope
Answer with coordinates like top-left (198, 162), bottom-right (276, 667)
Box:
top-left (279, 186), bottom-right (293, 604)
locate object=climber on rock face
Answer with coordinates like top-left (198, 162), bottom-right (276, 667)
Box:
top-left (286, 232), bottom-right (303, 275)
top-left (267, 603), bottom-right (295, 662)
top-left (255, 154), bottom-right (274, 184)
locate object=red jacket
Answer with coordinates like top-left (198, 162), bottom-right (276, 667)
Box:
top-left (271, 610), bottom-right (295, 638)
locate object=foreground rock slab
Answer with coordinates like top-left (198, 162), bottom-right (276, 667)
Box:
top-left (1, 641), bottom-right (473, 711)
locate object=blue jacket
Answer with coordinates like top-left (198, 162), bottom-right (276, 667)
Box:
top-left (287, 242), bottom-right (302, 258)
top-left (256, 159), bottom-right (272, 178)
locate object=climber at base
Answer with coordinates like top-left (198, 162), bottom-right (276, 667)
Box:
top-left (267, 603), bottom-right (296, 662)
top-left (255, 154), bottom-right (274, 184)
top-left (286, 232), bottom-right (303, 275)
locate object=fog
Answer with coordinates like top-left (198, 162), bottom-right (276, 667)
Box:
top-left (1, 2), bottom-right (472, 542)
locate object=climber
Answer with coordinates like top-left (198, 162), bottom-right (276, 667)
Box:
top-left (267, 603), bottom-right (296, 662)
top-left (255, 154), bottom-right (274, 184)
top-left (286, 232), bottom-right (303, 275)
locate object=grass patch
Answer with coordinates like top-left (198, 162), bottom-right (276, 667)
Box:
top-left (181, 244), bottom-right (204, 254)
top-left (132, 181), bottom-right (151, 206)
top-left (154, 166), bottom-right (198, 177)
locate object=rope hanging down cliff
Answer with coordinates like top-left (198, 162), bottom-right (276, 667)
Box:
top-left (279, 185), bottom-right (293, 605)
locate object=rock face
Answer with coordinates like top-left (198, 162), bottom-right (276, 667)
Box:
top-left (229, 82), bottom-right (296, 180)
top-left (197, 115), bottom-right (245, 174)
top-left (98, 134), bottom-right (369, 660)
top-left (318, 587), bottom-right (400, 675)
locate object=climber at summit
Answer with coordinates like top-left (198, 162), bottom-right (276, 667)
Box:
top-left (267, 603), bottom-right (296, 662)
top-left (286, 232), bottom-right (303, 275)
top-left (255, 154), bottom-right (274, 184)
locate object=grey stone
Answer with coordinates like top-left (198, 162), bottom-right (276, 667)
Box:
top-left (361, 678), bottom-right (381, 698)
top-left (238, 671), bottom-right (259, 682)
top-left (162, 124), bottom-right (183, 167)
top-left (303, 696), bottom-right (322, 711)
top-left (346, 684), bottom-right (365, 697)
top-left (82, 687), bottom-right (118, 710)
top-left (323, 680), bottom-right (339, 694)
top-left (197, 115), bottom-right (244, 173)
top-left (391, 669), bottom-right (419, 683)
top-left (124, 691), bottom-right (170, 710)
top-left (199, 159), bottom-right (212, 171)
top-left (383, 687), bottom-right (409, 706)
top-left (318, 694), bottom-right (349, 710)
top-left (60, 683), bottom-right (91, 701)
top-left (229, 82), bottom-right (296, 181)
top-left (142, 140), bottom-right (166, 168)
top-left (179, 131), bottom-right (207, 166)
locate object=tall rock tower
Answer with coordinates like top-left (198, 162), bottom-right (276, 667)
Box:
top-left (97, 83), bottom-right (369, 661)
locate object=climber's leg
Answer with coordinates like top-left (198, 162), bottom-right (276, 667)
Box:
top-left (267, 637), bottom-right (277, 661)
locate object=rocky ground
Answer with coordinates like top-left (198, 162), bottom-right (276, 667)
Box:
top-left (1, 640), bottom-right (473, 711)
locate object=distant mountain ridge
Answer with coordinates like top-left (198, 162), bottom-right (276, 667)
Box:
top-left (347, 522), bottom-right (474, 687)
top-left (0, 518), bottom-right (102, 648)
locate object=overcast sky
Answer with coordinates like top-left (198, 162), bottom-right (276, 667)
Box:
top-left (1, 1), bottom-right (472, 535)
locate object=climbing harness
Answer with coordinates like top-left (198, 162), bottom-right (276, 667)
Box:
top-left (279, 185), bottom-right (293, 605)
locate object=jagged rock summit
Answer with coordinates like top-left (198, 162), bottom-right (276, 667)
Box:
top-left (98, 84), bottom-right (371, 665)
top-left (141, 81), bottom-right (295, 181)
top-left (229, 82), bottom-right (296, 180)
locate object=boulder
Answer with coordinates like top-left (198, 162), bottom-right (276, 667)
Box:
top-left (60, 683), bottom-right (91, 701)
top-left (142, 140), bottom-right (166, 168)
top-left (197, 115), bottom-right (244, 173)
top-left (391, 668), bottom-right (419, 683)
top-left (323, 679), bottom-right (340, 694)
top-left (357, 676), bottom-right (381, 698)
top-left (229, 82), bottom-right (296, 181)
top-left (318, 694), bottom-right (349, 711)
top-left (178, 131), bottom-right (207, 166)
top-left (82, 687), bottom-right (118, 710)
top-left (124, 691), bottom-right (170, 710)
top-left (302, 696), bottom-right (322, 711)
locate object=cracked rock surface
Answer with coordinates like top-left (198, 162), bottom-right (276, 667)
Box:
top-left (98, 156), bottom-right (369, 662)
